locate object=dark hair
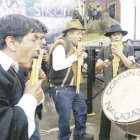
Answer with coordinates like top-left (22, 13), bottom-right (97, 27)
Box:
top-left (126, 39), bottom-right (133, 46)
top-left (99, 42), bottom-right (103, 46)
top-left (126, 39), bottom-right (132, 42)
top-left (0, 14), bottom-right (41, 50)
top-left (32, 18), bottom-right (48, 33)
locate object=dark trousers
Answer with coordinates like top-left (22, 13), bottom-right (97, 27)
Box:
top-left (30, 115), bottom-right (41, 140)
top-left (99, 111), bottom-right (111, 140)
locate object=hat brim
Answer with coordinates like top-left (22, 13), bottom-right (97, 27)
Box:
top-left (62, 28), bottom-right (86, 33)
top-left (104, 31), bottom-right (128, 37)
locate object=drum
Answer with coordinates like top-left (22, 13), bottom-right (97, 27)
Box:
top-left (102, 68), bottom-right (140, 135)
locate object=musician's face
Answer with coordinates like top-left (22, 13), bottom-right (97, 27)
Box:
top-left (37, 32), bottom-right (46, 49)
top-left (110, 32), bottom-right (123, 42)
top-left (16, 32), bottom-right (40, 69)
top-left (67, 30), bottom-right (83, 46)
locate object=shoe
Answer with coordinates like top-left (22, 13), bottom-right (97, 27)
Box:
top-left (73, 133), bottom-right (94, 140)
top-left (128, 138), bottom-right (137, 140)
top-left (125, 134), bottom-right (137, 140)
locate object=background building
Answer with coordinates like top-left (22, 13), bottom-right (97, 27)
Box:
top-left (120, 0), bottom-right (140, 40)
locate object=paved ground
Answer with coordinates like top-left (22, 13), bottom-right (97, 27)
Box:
top-left (39, 72), bottom-right (136, 140)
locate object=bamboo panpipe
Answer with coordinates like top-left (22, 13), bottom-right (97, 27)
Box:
top-left (76, 42), bottom-right (83, 94)
top-left (111, 42), bottom-right (123, 77)
top-left (30, 49), bottom-right (44, 86)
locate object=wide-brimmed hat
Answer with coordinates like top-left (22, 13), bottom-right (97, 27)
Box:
top-left (62, 19), bottom-right (85, 33)
top-left (104, 24), bottom-right (128, 37)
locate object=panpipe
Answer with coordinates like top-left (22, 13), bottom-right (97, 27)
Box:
top-left (76, 42), bottom-right (83, 94)
top-left (30, 49), bottom-right (44, 86)
top-left (111, 42), bottom-right (123, 77)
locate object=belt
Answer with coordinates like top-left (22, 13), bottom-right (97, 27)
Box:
top-left (50, 84), bottom-right (75, 89)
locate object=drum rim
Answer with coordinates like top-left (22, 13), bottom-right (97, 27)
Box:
top-left (101, 68), bottom-right (140, 124)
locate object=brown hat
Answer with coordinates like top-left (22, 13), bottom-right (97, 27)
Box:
top-left (105, 24), bottom-right (128, 37)
top-left (63, 19), bottom-right (85, 33)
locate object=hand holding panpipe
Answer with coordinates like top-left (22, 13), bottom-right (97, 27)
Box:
top-left (112, 41), bottom-right (122, 48)
top-left (111, 42), bottom-right (123, 56)
top-left (74, 43), bottom-right (85, 58)
top-left (24, 80), bottom-right (43, 104)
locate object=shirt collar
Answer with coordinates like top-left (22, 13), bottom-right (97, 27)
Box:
top-left (0, 51), bottom-right (19, 72)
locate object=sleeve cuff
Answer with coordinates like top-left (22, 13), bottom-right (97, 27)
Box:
top-left (16, 94), bottom-right (37, 138)
top-left (17, 94), bottom-right (37, 116)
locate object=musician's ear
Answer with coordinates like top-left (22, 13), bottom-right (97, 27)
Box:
top-left (5, 36), bottom-right (17, 52)
top-left (67, 32), bottom-right (72, 38)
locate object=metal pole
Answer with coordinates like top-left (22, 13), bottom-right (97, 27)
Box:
top-left (87, 47), bottom-right (95, 114)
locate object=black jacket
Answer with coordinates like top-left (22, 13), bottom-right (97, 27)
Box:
top-left (0, 65), bottom-right (28, 140)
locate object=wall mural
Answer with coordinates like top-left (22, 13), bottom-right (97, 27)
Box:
top-left (0, 0), bottom-right (74, 43)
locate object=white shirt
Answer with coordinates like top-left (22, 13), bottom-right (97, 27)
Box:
top-left (97, 7), bottom-right (101, 12)
top-left (52, 44), bottom-right (77, 71)
top-left (52, 44), bottom-right (78, 85)
top-left (0, 51), bottom-right (37, 138)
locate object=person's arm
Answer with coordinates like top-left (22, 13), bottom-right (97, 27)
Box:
top-left (118, 55), bottom-right (135, 68)
top-left (0, 87), bottom-right (29, 140)
top-left (95, 47), bottom-right (111, 71)
top-left (16, 93), bottom-right (37, 138)
top-left (95, 59), bottom-right (104, 71)
top-left (112, 46), bottom-right (135, 69)
top-left (0, 68), bottom-right (44, 139)
top-left (18, 79), bottom-right (44, 138)
top-left (95, 59), bottom-right (111, 71)
top-left (0, 81), bottom-right (42, 139)
top-left (14, 69), bottom-right (44, 138)
top-left (52, 44), bottom-right (84, 71)
top-left (52, 44), bottom-right (77, 71)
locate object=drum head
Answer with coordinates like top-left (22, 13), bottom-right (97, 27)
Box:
top-left (102, 68), bottom-right (140, 124)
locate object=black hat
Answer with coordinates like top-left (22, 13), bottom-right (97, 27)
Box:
top-left (104, 24), bottom-right (128, 37)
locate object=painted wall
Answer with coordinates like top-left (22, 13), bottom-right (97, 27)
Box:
top-left (0, 0), bottom-right (74, 43)
top-left (0, 0), bottom-right (26, 16)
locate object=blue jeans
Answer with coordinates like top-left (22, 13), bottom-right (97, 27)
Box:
top-left (30, 115), bottom-right (41, 140)
top-left (50, 86), bottom-right (87, 140)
